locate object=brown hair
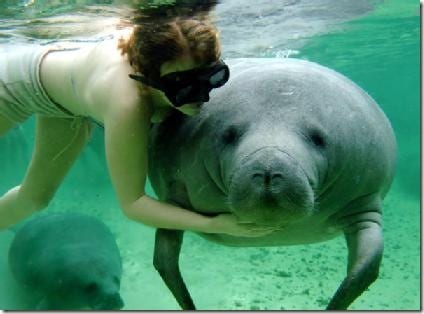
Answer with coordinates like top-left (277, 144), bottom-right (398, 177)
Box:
top-left (118, 16), bottom-right (221, 83)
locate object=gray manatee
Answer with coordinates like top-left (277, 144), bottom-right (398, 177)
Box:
top-left (148, 58), bottom-right (397, 310)
top-left (8, 212), bottom-right (124, 310)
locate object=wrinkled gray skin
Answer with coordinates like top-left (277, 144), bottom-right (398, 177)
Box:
top-left (8, 212), bottom-right (124, 310)
top-left (148, 58), bottom-right (396, 310)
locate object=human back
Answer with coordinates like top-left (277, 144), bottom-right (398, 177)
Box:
top-left (40, 28), bottom-right (138, 124)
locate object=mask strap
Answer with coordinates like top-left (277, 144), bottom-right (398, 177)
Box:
top-left (129, 73), bottom-right (161, 89)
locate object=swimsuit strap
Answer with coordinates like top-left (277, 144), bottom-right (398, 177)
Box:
top-left (52, 118), bottom-right (89, 161)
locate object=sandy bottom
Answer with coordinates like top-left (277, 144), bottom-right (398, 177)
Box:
top-left (0, 180), bottom-right (420, 310)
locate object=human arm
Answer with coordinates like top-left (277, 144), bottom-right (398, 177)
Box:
top-left (103, 98), bottom-right (275, 236)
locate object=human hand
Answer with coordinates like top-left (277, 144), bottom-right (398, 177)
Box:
top-left (207, 213), bottom-right (280, 237)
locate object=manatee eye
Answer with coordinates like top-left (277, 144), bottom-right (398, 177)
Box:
top-left (309, 129), bottom-right (326, 148)
top-left (222, 126), bottom-right (240, 145)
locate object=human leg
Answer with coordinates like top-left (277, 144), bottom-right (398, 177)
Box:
top-left (0, 115), bottom-right (92, 229)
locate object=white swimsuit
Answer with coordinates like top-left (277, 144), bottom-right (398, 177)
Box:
top-left (0, 43), bottom-right (80, 124)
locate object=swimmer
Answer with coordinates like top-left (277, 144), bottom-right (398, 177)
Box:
top-left (0, 12), bottom-right (276, 237)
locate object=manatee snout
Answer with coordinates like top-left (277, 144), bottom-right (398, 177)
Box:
top-left (228, 147), bottom-right (314, 225)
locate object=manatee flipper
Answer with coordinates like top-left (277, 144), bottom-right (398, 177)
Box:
top-left (327, 211), bottom-right (383, 310)
top-left (153, 229), bottom-right (195, 310)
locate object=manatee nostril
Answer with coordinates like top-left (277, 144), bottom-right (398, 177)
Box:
top-left (252, 171), bottom-right (283, 186)
top-left (252, 173), bottom-right (263, 179)
top-left (252, 172), bottom-right (267, 185)
top-left (272, 173), bottom-right (284, 180)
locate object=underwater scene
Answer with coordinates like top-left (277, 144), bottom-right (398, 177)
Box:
top-left (0, 0), bottom-right (420, 310)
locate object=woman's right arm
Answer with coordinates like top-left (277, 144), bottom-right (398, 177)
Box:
top-left (125, 194), bottom-right (276, 236)
top-left (103, 96), bottom-right (276, 237)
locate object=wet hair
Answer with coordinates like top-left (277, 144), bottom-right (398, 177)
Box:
top-left (118, 15), bottom-right (221, 85)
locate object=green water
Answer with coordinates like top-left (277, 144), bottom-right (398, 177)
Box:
top-left (0, 0), bottom-right (420, 310)
top-left (300, 0), bottom-right (420, 200)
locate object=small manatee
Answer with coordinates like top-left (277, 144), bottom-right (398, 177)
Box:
top-left (8, 212), bottom-right (124, 310)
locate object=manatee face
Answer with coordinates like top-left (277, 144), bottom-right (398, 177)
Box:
top-left (201, 113), bottom-right (321, 227)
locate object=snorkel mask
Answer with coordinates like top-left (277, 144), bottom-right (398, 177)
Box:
top-left (129, 59), bottom-right (230, 107)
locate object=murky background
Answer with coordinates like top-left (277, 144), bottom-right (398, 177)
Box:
top-left (0, 0), bottom-right (420, 310)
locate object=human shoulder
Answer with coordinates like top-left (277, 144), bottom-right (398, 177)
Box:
top-left (83, 34), bottom-right (148, 121)
top-left (103, 86), bottom-right (153, 130)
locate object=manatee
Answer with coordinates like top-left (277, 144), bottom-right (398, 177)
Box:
top-left (8, 212), bottom-right (124, 310)
top-left (148, 58), bottom-right (397, 310)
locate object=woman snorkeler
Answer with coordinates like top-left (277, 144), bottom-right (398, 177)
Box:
top-left (0, 7), bottom-right (276, 237)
